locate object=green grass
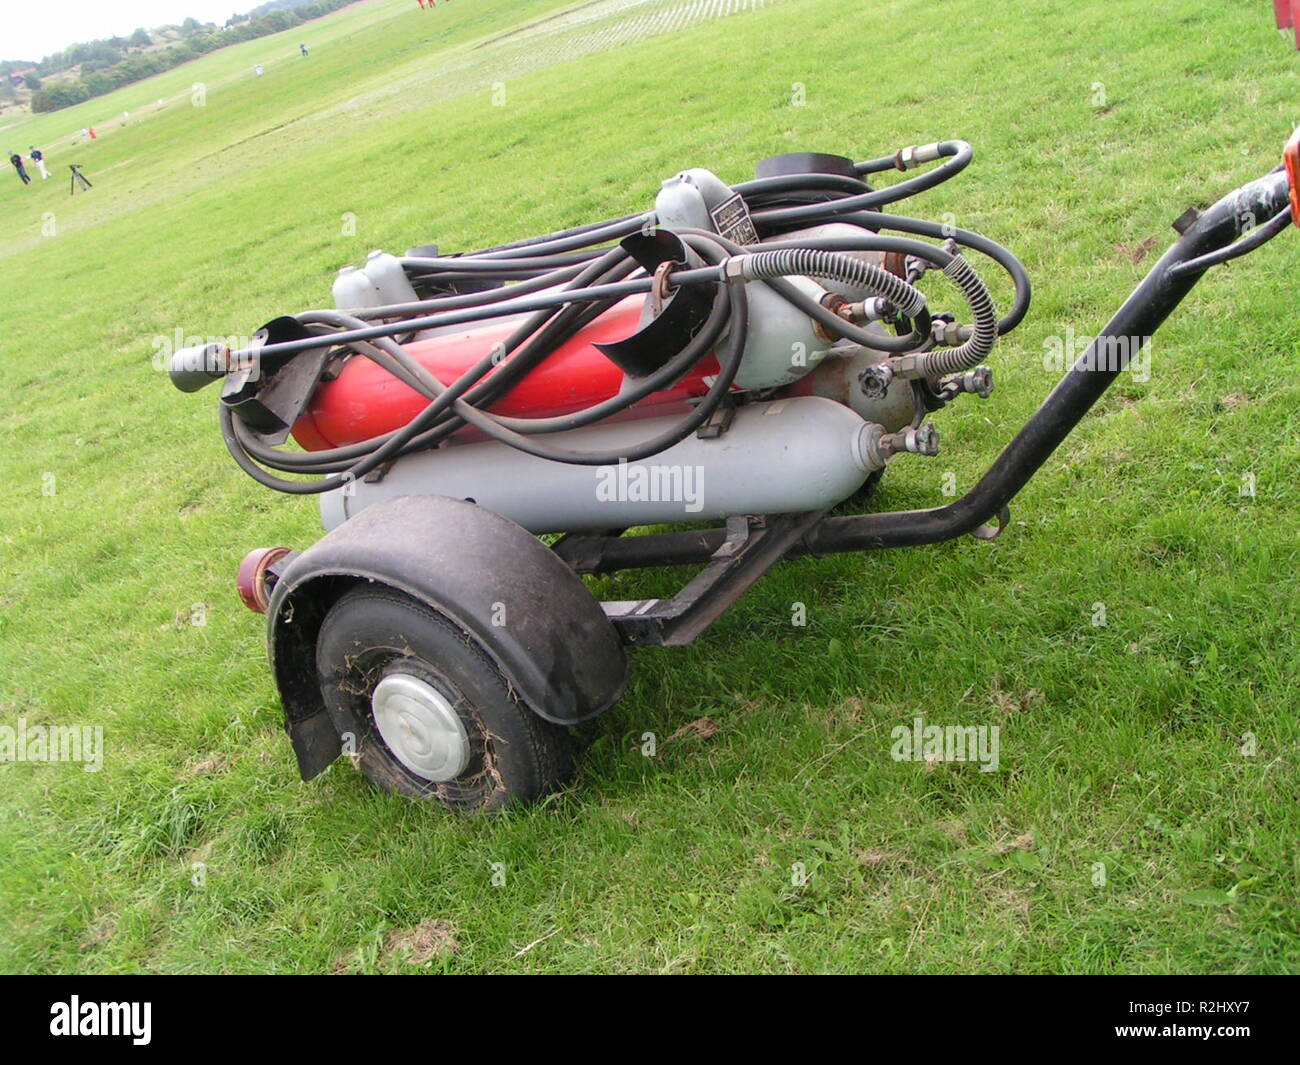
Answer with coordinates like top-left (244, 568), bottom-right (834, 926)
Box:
top-left (1, 0), bottom-right (1298, 974)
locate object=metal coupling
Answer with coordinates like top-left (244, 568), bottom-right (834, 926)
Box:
top-left (894, 143), bottom-right (945, 171)
top-left (814, 292), bottom-right (851, 341)
top-left (882, 423), bottom-right (940, 458)
top-left (959, 366), bottom-right (994, 398)
top-left (884, 352), bottom-right (928, 379)
top-left (858, 361), bottom-right (894, 399)
top-left (845, 296), bottom-right (898, 324)
top-left (719, 255), bottom-right (751, 284)
top-left (931, 318), bottom-right (968, 347)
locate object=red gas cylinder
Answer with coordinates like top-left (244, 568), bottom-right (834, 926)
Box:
top-left (291, 295), bottom-right (721, 451)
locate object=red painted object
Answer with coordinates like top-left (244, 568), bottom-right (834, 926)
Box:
top-left (1285, 128), bottom-right (1300, 225)
top-left (237, 547), bottom-right (291, 613)
top-left (1277, 0), bottom-right (1293, 30)
top-left (292, 294), bottom-right (721, 451)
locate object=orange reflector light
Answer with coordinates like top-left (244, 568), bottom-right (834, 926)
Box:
top-left (1285, 128), bottom-right (1300, 227)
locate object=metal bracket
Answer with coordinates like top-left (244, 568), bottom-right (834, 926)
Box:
top-left (1172, 207), bottom-right (1202, 235)
top-left (969, 504), bottom-right (1011, 541)
top-left (599, 510), bottom-right (827, 646)
top-left (696, 395), bottom-right (736, 439)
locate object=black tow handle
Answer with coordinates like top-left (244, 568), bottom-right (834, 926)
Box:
top-left (1163, 169), bottom-right (1292, 280)
top-left (797, 167), bottom-right (1296, 555)
top-left (580, 164), bottom-right (1300, 571)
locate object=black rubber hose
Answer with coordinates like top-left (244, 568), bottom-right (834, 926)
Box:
top-left (226, 247), bottom-right (741, 483)
top-left (733, 172), bottom-right (874, 199)
top-left (670, 225), bottom-right (933, 351)
top-left (446, 284), bottom-right (744, 466)
top-left (349, 262), bottom-right (590, 320)
top-left (217, 141), bottom-right (1019, 491)
top-left (747, 141), bottom-right (974, 226)
top-left (237, 248), bottom-right (643, 473)
top-left (400, 251), bottom-right (600, 273)
top-left (463, 212), bottom-right (651, 258)
top-left (420, 235), bottom-right (744, 466)
top-left (489, 280), bottom-right (730, 434)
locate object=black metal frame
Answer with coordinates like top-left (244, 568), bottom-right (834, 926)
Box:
top-left (561, 170), bottom-right (1293, 646)
top-left (573, 511), bottom-right (828, 647)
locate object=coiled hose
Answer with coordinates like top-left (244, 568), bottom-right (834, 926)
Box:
top-left (733, 248), bottom-right (928, 318)
top-left (910, 254), bottom-right (998, 378)
top-left (208, 142), bottom-right (1028, 494)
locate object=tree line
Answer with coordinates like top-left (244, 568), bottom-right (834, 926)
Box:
top-left (8, 0), bottom-right (356, 113)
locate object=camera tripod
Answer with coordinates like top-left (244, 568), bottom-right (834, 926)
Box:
top-left (69, 164), bottom-right (92, 195)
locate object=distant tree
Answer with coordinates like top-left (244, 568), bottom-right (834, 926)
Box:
top-left (262, 10), bottom-right (297, 32)
top-left (23, 73), bottom-right (42, 90)
top-left (22, 0), bottom-right (358, 111)
top-left (82, 70), bottom-right (117, 97)
top-left (31, 81), bottom-right (90, 112)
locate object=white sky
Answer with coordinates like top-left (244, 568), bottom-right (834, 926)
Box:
top-left (3, 1), bottom-right (245, 61)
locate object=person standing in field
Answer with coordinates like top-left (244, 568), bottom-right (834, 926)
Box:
top-left (30, 146), bottom-right (49, 179)
top-left (299, 43), bottom-right (309, 56)
top-left (10, 151), bottom-right (31, 185)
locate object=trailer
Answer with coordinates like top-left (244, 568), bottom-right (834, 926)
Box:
top-left (171, 132), bottom-right (1300, 811)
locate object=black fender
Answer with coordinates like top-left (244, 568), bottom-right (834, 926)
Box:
top-left (266, 495), bottom-right (629, 780)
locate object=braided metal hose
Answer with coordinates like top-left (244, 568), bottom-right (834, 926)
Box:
top-left (733, 248), bottom-right (928, 319)
top-left (910, 254), bottom-right (997, 377)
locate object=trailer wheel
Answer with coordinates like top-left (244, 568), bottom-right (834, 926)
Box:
top-left (315, 584), bottom-right (572, 812)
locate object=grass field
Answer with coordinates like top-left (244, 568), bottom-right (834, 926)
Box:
top-left (1, 0), bottom-right (1298, 974)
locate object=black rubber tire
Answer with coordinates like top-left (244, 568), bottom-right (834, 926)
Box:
top-left (315, 584), bottom-right (572, 812)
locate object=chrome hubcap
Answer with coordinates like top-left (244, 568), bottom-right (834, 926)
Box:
top-left (371, 672), bottom-right (470, 782)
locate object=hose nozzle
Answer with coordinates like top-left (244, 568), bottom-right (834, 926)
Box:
top-left (169, 343), bottom-right (231, 392)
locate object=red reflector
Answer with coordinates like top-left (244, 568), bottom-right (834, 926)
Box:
top-left (1286, 129), bottom-right (1300, 228)
top-left (237, 547), bottom-right (291, 613)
